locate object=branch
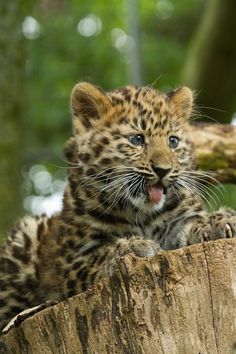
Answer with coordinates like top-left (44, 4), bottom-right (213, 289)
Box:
top-left (2, 239), bottom-right (236, 353)
top-left (189, 123), bottom-right (236, 183)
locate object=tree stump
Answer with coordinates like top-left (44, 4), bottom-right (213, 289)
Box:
top-left (2, 239), bottom-right (236, 354)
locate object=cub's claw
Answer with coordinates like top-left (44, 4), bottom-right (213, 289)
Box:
top-left (225, 223), bottom-right (233, 238)
top-left (202, 231), bottom-right (210, 242)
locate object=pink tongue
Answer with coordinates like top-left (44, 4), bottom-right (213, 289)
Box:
top-left (146, 185), bottom-right (164, 203)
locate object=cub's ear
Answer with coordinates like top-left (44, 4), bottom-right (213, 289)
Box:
top-left (71, 82), bottom-right (112, 134)
top-left (167, 87), bottom-right (194, 121)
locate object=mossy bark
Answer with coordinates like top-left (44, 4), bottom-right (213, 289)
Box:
top-left (188, 123), bottom-right (236, 183)
top-left (0, 2), bottom-right (27, 240)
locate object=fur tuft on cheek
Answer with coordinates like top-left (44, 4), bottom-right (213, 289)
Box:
top-left (63, 137), bottom-right (78, 164)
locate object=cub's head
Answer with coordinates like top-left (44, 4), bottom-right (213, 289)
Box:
top-left (70, 82), bottom-right (195, 212)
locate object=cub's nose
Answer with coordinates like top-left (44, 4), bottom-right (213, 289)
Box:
top-left (151, 165), bottom-right (171, 179)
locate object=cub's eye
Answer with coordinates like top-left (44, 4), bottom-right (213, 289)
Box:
top-left (169, 136), bottom-right (180, 149)
top-left (128, 134), bottom-right (145, 146)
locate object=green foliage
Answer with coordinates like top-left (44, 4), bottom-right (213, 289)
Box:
top-left (206, 185), bottom-right (236, 211)
top-left (25, 0), bottom-right (203, 154)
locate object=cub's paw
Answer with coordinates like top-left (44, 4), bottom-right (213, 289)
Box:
top-left (189, 211), bottom-right (236, 244)
top-left (116, 237), bottom-right (160, 258)
top-left (202, 219), bottom-right (236, 241)
top-left (206, 208), bottom-right (236, 240)
top-left (105, 237), bottom-right (160, 275)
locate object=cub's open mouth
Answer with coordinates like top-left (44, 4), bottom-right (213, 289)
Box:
top-left (145, 182), bottom-right (166, 204)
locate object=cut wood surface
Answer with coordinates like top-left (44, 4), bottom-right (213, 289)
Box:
top-left (188, 123), bottom-right (236, 183)
top-left (2, 239), bottom-right (236, 354)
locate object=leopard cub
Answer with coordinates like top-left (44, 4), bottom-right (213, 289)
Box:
top-left (1, 82), bottom-right (236, 333)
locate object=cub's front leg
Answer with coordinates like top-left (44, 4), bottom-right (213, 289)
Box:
top-left (187, 207), bottom-right (236, 245)
top-left (103, 236), bottom-right (160, 275)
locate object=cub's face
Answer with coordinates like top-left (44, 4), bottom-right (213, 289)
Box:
top-left (70, 83), bottom-right (195, 212)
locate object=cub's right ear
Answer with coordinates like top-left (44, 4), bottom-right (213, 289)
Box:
top-left (167, 86), bottom-right (194, 122)
top-left (71, 82), bottom-right (112, 135)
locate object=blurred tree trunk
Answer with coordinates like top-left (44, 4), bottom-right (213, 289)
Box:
top-left (124, 0), bottom-right (143, 85)
top-left (0, 2), bottom-right (27, 240)
top-left (182, 0), bottom-right (236, 123)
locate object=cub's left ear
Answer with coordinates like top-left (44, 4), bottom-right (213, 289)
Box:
top-left (167, 87), bottom-right (194, 121)
top-left (71, 82), bottom-right (112, 134)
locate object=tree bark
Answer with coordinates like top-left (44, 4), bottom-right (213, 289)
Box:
top-left (188, 123), bottom-right (236, 183)
top-left (124, 0), bottom-right (143, 85)
top-left (2, 238), bottom-right (236, 353)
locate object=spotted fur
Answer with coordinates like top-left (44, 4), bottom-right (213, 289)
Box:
top-left (1, 82), bottom-right (236, 334)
